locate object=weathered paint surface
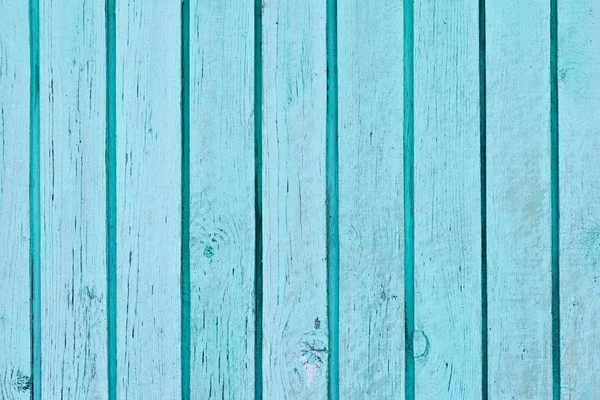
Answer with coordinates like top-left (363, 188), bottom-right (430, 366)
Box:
top-left (559, 1), bottom-right (600, 398)
top-left (338, 1), bottom-right (405, 398)
top-left (115, 1), bottom-right (182, 398)
top-left (0, 1), bottom-right (598, 399)
top-left (189, 0), bottom-right (255, 398)
top-left (261, 0), bottom-right (329, 397)
top-left (39, 1), bottom-right (108, 398)
top-left (486, 0), bottom-right (553, 397)
top-left (0, 1), bottom-right (31, 398)
top-left (413, 0), bottom-right (482, 397)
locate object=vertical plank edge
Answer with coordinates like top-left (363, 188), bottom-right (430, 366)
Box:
top-left (550, 0), bottom-right (560, 397)
top-left (403, 0), bottom-right (415, 398)
top-left (254, 0), bottom-right (264, 398)
top-left (180, 1), bottom-right (191, 399)
top-left (479, 0), bottom-right (488, 397)
top-left (106, 0), bottom-right (117, 398)
top-left (326, 0), bottom-right (340, 398)
top-left (0, 1), bottom-right (31, 397)
top-left (29, 0), bottom-right (41, 397)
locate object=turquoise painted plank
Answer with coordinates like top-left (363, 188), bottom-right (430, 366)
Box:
top-left (0, 1), bottom-right (31, 398)
top-left (486, 1), bottom-right (553, 397)
top-left (338, 1), bottom-right (405, 397)
top-left (413, 0), bottom-right (482, 397)
top-left (559, 1), bottom-right (600, 398)
top-left (115, 1), bottom-right (181, 398)
top-left (188, 0), bottom-right (255, 398)
top-left (261, 0), bottom-right (329, 397)
top-left (38, 2), bottom-right (108, 397)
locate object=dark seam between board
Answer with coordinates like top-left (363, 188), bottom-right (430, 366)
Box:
top-left (254, 0), bottom-right (264, 398)
top-left (106, 0), bottom-right (117, 398)
top-left (550, 0), bottom-right (560, 397)
top-left (479, 0), bottom-right (489, 397)
top-left (326, 0), bottom-right (340, 398)
top-left (403, 0), bottom-right (415, 398)
top-left (180, 0), bottom-right (191, 399)
top-left (29, 0), bottom-right (41, 397)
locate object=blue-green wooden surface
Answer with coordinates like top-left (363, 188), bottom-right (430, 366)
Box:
top-left (487, 1), bottom-right (553, 397)
top-left (1, 0), bottom-right (598, 399)
top-left (413, 0), bottom-right (482, 397)
top-left (338, 1), bottom-right (404, 398)
top-left (189, 0), bottom-right (255, 397)
top-left (0, 2), bottom-right (30, 399)
top-left (39, 1), bottom-right (108, 398)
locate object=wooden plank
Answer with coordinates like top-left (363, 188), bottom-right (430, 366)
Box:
top-left (337, 1), bottom-right (404, 397)
top-left (0, 2), bottom-right (31, 398)
top-left (115, 1), bottom-right (181, 397)
top-left (188, 0), bottom-right (255, 398)
top-left (38, 2), bottom-right (108, 398)
top-left (261, 0), bottom-right (329, 397)
top-left (486, 1), bottom-right (553, 397)
top-left (559, 1), bottom-right (600, 398)
top-left (412, 0), bottom-right (482, 397)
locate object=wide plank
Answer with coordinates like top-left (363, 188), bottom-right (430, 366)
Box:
top-left (413, 0), bottom-right (482, 397)
top-left (338, 1), bottom-right (405, 397)
top-left (0, 2), bottom-right (31, 398)
top-left (38, 1), bottom-right (108, 397)
top-left (188, 0), bottom-right (255, 398)
top-left (261, 0), bottom-right (329, 397)
top-left (486, 1), bottom-right (553, 397)
top-left (115, 1), bottom-right (181, 397)
top-left (559, 1), bottom-right (600, 398)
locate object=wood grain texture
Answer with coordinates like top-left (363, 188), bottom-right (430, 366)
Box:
top-left (337, 1), bottom-right (404, 397)
top-left (486, 1), bottom-right (553, 397)
top-left (413, 0), bottom-right (482, 397)
top-left (4, 2), bottom-right (600, 398)
top-left (38, 2), bottom-right (108, 398)
top-left (261, 0), bottom-right (329, 397)
top-left (188, 0), bottom-right (255, 397)
top-left (0, 2), bottom-right (31, 398)
top-left (115, 1), bottom-right (181, 398)
top-left (559, 2), bottom-right (600, 398)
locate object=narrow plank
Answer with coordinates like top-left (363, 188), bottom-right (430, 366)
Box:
top-left (261, 0), bottom-right (329, 397)
top-left (486, 1), bottom-right (553, 397)
top-left (38, 2), bottom-right (108, 397)
top-left (115, 1), bottom-right (181, 397)
top-left (337, 1), bottom-right (405, 397)
top-left (412, 0), bottom-right (482, 397)
top-left (559, 1), bottom-right (600, 398)
top-left (188, 0), bottom-right (255, 397)
top-left (0, 2), bottom-right (31, 398)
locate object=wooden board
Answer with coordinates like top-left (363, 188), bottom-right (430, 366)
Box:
top-left (0, 2), bottom-right (31, 398)
top-left (115, 1), bottom-right (181, 397)
top-left (412, 0), bottom-right (482, 397)
top-left (486, 1), bottom-right (553, 397)
top-left (38, 2), bottom-right (108, 398)
top-left (261, 0), bottom-right (329, 397)
top-left (337, 1), bottom-right (405, 397)
top-left (188, 0), bottom-right (255, 398)
top-left (559, 1), bottom-right (600, 398)
top-left (5, 2), bottom-right (600, 398)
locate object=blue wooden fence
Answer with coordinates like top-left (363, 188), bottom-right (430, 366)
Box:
top-left (0, 0), bottom-right (597, 398)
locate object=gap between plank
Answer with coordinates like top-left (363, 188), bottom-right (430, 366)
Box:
top-left (326, 0), bottom-right (339, 398)
top-left (29, 0), bottom-right (41, 397)
top-left (404, 0), bottom-right (415, 400)
top-left (403, 0), bottom-right (415, 398)
top-left (180, 0), bottom-right (191, 399)
top-left (254, 0), bottom-right (264, 398)
top-left (550, 0), bottom-right (560, 397)
top-left (479, 0), bottom-right (488, 397)
top-left (106, 0), bottom-right (117, 398)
